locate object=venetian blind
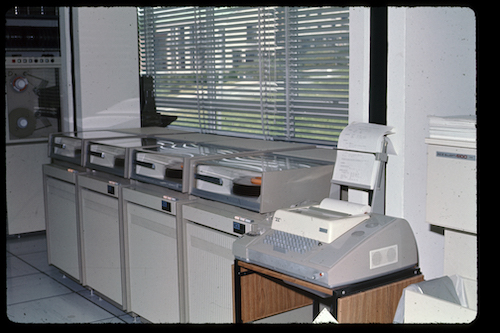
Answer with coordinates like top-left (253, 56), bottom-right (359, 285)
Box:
top-left (137, 6), bottom-right (349, 145)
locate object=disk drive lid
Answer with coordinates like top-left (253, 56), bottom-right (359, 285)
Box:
top-left (131, 141), bottom-right (252, 192)
top-left (87, 137), bottom-right (161, 178)
top-left (49, 130), bottom-right (137, 165)
top-left (192, 152), bottom-right (335, 213)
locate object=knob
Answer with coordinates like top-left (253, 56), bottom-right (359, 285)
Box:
top-left (12, 76), bottom-right (28, 92)
top-left (312, 272), bottom-right (325, 280)
top-left (17, 117), bottom-right (29, 129)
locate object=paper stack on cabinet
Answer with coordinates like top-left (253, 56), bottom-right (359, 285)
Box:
top-left (428, 115), bottom-right (476, 142)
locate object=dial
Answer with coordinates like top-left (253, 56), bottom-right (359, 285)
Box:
top-left (12, 76), bottom-right (28, 92)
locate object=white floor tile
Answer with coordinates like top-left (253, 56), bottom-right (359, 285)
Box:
top-left (18, 251), bottom-right (58, 274)
top-left (252, 305), bottom-right (313, 323)
top-left (118, 313), bottom-right (144, 324)
top-left (47, 271), bottom-right (87, 293)
top-left (6, 256), bottom-right (39, 278)
top-left (6, 233), bottom-right (143, 324)
top-left (92, 317), bottom-right (126, 323)
top-left (77, 289), bottom-right (127, 317)
top-left (6, 234), bottom-right (47, 256)
top-left (7, 293), bottom-right (116, 323)
top-left (7, 273), bottom-right (72, 305)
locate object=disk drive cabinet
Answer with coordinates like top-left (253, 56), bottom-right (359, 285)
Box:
top-left (49, 130), bottom-right (137, 166)
top-left (86, 137), bottom-right (160, 178)
top-left (122, 182), bottom-right (195, 323)
top-left (182, 199), bottom-right (270, 323)
top-left (43, 162), bottom-right (86, 283)
top-left (190, 151), bottom-right (335, 213)
top-left (77, 171), bottom-right (130, 310)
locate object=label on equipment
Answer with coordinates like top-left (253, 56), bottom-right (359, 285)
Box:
top-left (436, 151), bottom-right (475, 161)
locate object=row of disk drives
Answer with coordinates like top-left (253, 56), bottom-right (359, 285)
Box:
top-left (45, 126), bottom-right (419, 323)
top-left (45, 126), bottom-right (338, 323)
top-left (49, 127), bottom-right (336, 213)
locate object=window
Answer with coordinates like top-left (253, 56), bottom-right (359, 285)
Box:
top-left (138, 6), bottom-right (349, 145)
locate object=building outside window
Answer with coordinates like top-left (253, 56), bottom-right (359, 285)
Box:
top-left (138, 6), bottom-right (349, 146)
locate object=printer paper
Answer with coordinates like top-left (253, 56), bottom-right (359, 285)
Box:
top-left (332, 150), bottom-right (379, 189)
top-left (337, 122), bottom-right (394, 153)
top-left (319, 198), bottom-right (371, 215)
top-left (428, 115), bottom-right (476, 142)
top-left (332, 122), bottom-right (395, 189)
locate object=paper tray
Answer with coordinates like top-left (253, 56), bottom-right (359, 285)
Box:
top-left (394, 275), bottom-right (477, 324)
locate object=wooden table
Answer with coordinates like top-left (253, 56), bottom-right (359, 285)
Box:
top-left (233, 260), bottom-right (423, 323)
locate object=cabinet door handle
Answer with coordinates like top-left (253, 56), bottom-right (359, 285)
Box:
top-left (194, 173), bottom-right (223, 186)
top-left (135, 160), bottom-right (155, 169)
top-left (89, 151), bottom-right (104, 158)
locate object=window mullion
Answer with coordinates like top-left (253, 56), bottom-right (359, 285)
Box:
top-left (284, 6), bottom-right (292, 140)
top-left (258, 7), bottom-right (267, 140)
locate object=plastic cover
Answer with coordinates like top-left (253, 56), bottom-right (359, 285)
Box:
top-left (393, 275), bottom-right (469, 323)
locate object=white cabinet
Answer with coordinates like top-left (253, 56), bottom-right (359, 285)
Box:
top-left (425, 138), bottom-right (476, 233)
top-left (184, 221), bottom-right (237, 323)
top-left (43, 163), bottom-right (85, 282)
top-left (412, 135), bottom-right (478, 323)
top-left (78, 173), bottom-right (129, 310)
top-left (122, 184), bottom-right (193, 323)
top-left (425, 137), bottom-right (477, 282)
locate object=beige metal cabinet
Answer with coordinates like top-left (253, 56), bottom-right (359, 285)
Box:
top-left (43, 163), bottom-right (86, 282)
top-left (122, 184), bottom-right (193, 323)
top-left (78, 172), bottom-right (129, 310)
top-left (425, 138), bottom-right (476, 233)
top-left (184, 221), bottom-right (237, 323)
top-left (182, 200), bottom-right (269, 323)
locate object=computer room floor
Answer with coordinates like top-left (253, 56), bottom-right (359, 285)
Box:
top-left (6, 231), bottom-right (315, 324)
top-left (6, 232), bottom-right (142, 324)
